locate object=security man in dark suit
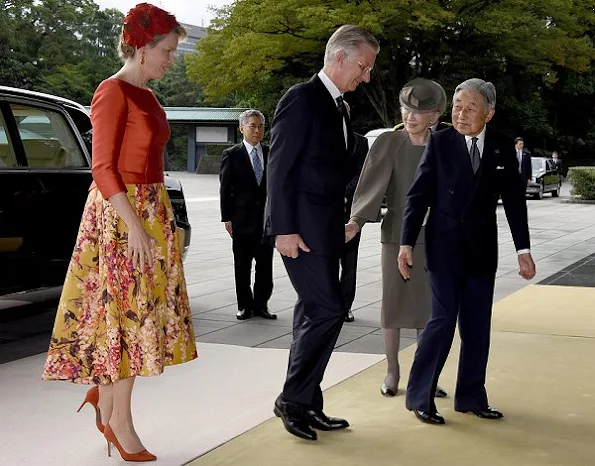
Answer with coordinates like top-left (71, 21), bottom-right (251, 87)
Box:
top-left (515, 136), bottom-right (532, 187)
top-left (398, 78), bottom-right (536, 426)
top-left (220, 109), bottom-right (276, 321)
top-left (265, 25), bottom-right (379, 441)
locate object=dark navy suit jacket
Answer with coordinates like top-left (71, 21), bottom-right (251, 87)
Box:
top-left (219, 143), bottom-right (268, 236)
top-left (401, 126), bottom-right (530, 275)
top-left (264, 75), bottom-right (353, 256)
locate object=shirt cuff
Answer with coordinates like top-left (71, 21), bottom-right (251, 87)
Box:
top-left (517, 249), bottom-right (531, 255)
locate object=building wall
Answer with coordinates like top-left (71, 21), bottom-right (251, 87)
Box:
top-left (176, 23), bottom-right (207, 57)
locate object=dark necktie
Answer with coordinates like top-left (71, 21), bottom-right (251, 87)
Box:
top-left (470, 137), bottom-right (481, 174)
top-left (251, 147), bottom-right (263, 185)
top-left (335, 96), bottom-right (352, 150)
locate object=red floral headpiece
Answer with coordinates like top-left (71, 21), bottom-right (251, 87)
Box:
top-left (122, 2), bottom-right (179, 49)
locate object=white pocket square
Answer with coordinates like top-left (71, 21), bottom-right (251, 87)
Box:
top-left (496, 166), bottom-right (505, 170)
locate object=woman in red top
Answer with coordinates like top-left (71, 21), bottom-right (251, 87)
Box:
top-left (42, 3), bottom-right (197, 461)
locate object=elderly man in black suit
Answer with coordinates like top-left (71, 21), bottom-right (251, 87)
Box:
top-left (220, 109), bottom-right (276, 321)
top-left (515, 136), bottom-right (532, 187)
top-left (398, 78), bottom-right (536, 426)
top-left (265, 25), bottom-right (379, 440)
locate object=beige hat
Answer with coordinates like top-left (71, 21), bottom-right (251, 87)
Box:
top-left (399, 78), bottom-right (447, 115)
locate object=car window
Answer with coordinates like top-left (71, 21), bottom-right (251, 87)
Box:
top-left (531, 158), bottom-right (544, 172)
top-left (64, 105), bottom-right (92, 156)
top-left (0, 112), bottom-right (18, 168)
top-left (10, 104), bottom-right (87, 168)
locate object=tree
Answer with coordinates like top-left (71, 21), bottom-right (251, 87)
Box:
top-left (0, 0), bottom-right (123, 104)
top-left (150, 56), bottom-right (207, 171)
top-left (0, 0), bottom-right (38, 87)
top-left (187, 0), bottom-right (595, 146)
top-left (150, 56), bottom-right (205, 106)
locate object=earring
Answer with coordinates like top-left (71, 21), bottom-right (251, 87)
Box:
top-left (140, 51), bottom-right (146, 65)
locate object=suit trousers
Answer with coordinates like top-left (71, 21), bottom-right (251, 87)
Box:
top-left (282, 253), bottom-right (346, 410)
top-left (405, 270), bottom-right (495, 413)
top-left (340, 232), bottom-right (361, 312)
top-left (232, 231), bottom-right (273, 311)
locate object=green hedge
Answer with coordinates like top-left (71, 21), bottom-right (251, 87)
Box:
top-left (567, 167), bottom-right (595, 200)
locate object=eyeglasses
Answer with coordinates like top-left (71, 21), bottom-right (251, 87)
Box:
top-left (244, 124), bottom-right (264, 130)
top-left (357, 61), bottom-right (374, 75)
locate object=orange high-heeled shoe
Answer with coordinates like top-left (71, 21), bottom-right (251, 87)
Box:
top-left (104, 424), bottom-right (157, 462)
top-left (76, 386), bottom-right (105, 433)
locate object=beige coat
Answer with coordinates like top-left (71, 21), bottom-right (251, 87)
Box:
top-left (350, 129), bottom-right (431, 329)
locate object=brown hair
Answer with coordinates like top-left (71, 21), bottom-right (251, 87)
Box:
top-left (118, 24), bottom-right (187, 60)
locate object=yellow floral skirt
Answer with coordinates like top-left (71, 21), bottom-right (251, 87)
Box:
top-left (42, 183), bottom-right (197, 385)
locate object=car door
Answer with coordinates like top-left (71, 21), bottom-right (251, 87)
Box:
top-left (5, 99), bottom-right (93, 293)
top-left (544, 160), bottom-right (557, 191)
top-left (0, 102), bottom-right (41, 296)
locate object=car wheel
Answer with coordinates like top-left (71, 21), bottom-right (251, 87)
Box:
top-left (534, 182), bottom-right (544, 200)
top-left (552, 183), bottom-right (560, 197)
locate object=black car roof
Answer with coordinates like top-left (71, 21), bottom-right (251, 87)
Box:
top-left (0, 86), bottom-right (88, 113)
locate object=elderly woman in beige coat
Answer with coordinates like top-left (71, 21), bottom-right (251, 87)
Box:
top-left (345, 78), bottom-right (448, 397)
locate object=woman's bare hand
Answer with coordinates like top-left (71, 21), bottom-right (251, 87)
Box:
top-left (127, 224), bottom-right (155, 273)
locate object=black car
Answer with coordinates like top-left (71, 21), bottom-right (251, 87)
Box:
top-left (0, 86), bottom-right (191, 312)
top-left (526, 156), bottom-right (562, 199)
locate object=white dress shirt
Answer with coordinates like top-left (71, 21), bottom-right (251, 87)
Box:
top-left (464, 125), bottom-right (487, 157)
top-left (242, 140), bottom-right (264, 173)
top-left (516, 149), bottom-right (523, 173)
top-left (317, 70), bottom-right (348, 147)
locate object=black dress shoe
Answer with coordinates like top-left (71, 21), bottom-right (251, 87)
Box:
top-left (434, 386), bottom-right (448, 398)
top-left (410, 409), bottom-right (445, 425)
top-left (236, 308), bottom-right (253, 320)
top-left (457, 406), bottom-right (504, 420)
top-left (344, 310), bottom-right (355, 322)
top-left (380, 383), bottom-right (397, 397)
top-left (254, 307), bottom-right (277, 320)
top-left (305, 409), bottom-right (349, 431)
top-left (274, 397), bottom-right (317, 441)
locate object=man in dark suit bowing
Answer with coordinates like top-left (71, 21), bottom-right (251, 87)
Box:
top-left (220, 109), bottom-right (276, 321)
top-left (265, 25), bottom-right (379, 441)
top-left (398, 78), bottom-right (536, 426)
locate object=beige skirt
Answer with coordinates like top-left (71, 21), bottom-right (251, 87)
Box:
top-left (381, 243), bottom-right (432, 329)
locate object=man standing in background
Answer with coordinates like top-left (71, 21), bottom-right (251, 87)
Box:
top-left (515, 137), bottom-right (532, 187)
top-left (220, 110), bottom-right (276, 321)
top-left (552, 151), bottom-right (564, 181)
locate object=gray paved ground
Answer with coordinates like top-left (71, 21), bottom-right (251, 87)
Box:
top-left (179, 174), bottom-right (595, 355)
top-left (2, 176), bottom-right (594, 364)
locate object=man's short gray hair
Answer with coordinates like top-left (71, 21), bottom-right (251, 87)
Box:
top-left (239, 109), bottom-right (265, 126)
top-left (324, 25), bottom-right (380, 66)
top-left (454, 78), bottom-right (497, 110)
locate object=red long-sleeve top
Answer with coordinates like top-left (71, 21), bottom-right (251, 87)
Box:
top-left (89, 79), bottom-right (170, 199)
